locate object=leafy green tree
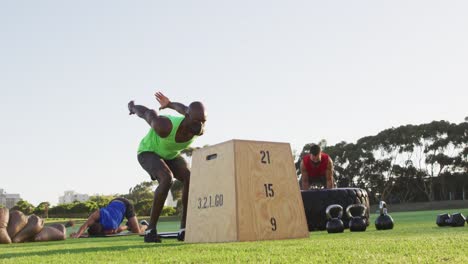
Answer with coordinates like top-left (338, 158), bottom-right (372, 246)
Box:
top-left (170, 180), bottom-right (183, 201)
top-left (161, 206), bottom-right (177, 216)
top-left (33, 202), bottom-right (50, 217)
top-left (124, 180), bottom-right (182, 216)
top-left (69, 201), bottom-right (98, 214)
top-left (12, 200), bottom-right (35, 215)
top-left (134, 198), bottom-right (153, 216)
top-left (296, 120), bottom-right (468, 203)
top-left (48, 203), bottom-right (73, 215)
top-left (175, 199), bottom-right (183, 216)
top-left (89, 195), bottom-right (115, 208)
top-left (122, 182), bottom-right (154, 205)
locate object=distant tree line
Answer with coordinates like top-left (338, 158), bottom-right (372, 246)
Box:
top-left (11, 121), bottom-right (466, 215)
top-left (296, 120), bottom-right (468, 204)
top-left (11, 148), bottom-right (201, 217)
top-left (11, 181), bottom-right (179, 218)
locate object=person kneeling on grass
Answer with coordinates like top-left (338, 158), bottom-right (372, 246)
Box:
top-left (70, 197), bottom-right (147, 238)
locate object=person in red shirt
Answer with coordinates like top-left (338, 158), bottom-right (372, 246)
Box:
top-left (300, 144), bottom-right (335, 190)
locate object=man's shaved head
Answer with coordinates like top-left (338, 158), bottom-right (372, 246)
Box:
top-left (186, 101), bottom-right (206, 135)
top-left (187, 101), bottom-right (206, 121)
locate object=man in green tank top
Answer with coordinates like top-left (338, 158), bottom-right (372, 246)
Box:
top-left (128, 92), bottom-right (206, 243)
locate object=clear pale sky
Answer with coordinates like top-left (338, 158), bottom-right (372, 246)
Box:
top-left (1, 1), bottom-right (467, 206)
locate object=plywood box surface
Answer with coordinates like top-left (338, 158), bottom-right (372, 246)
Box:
top-left (185, 139), bottom-right (309, 243)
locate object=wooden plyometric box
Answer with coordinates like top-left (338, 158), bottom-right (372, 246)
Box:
top-left (185, 139), bottom-right (309, 243)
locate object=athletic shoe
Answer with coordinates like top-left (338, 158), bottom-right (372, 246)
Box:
top-left (140, 220), bottom-right (149, 226)
top-left (177, 228), bottom-right (185, 241)
top-left (144, 229), bottom-right (161, 243)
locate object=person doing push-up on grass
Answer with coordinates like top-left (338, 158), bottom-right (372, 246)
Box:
top-left (300, 144), bottom-right (335, 190)
top-left (70, 197), bottom-right (147, 238)
top-left (128, 92), bottom-right (206, 243)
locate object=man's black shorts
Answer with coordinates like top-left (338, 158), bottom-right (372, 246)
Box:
top-left (137, 151), bottom-right (188, 181)
top-left (110, 197), bottom-right (136, 219)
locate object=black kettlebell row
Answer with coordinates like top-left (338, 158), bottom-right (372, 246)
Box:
top-left (326, 201), bottom-right (395, 233)
top-left (436, 213), bottom-right (466, 227)
top-left (325, 204), bottom-right (368, 233)
top-left (325, 201), bottom-right (468, 233)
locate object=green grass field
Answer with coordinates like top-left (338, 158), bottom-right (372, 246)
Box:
top-left (1, 209), bottom-right (467, 263)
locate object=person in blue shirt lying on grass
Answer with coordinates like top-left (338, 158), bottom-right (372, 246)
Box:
top-left (70, 197), bottom-right (147, 238)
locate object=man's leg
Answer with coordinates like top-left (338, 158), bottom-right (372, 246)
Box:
top-left (137, 152), bottom-right (174, 242)
top-left (127, 216), bottom-right (147, 234)
top-left (7, 210), bottom-right (28, 239)
top-left (34, 224), bottom-right (66, 242)
top-left (166, 156), bottom-right (190, 229)
top-left (121, 198), bottom-right (147, 234)
top-left (0, 207), bottom-right (11, 244)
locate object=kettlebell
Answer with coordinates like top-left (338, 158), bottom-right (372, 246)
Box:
top-left (448, 213), bottom-right (466, 227)
top-left (325, 204), bottom-right (344, 233)
top-left (375, 201), bottom-right (394, 230)
top-left (436, 213), bottom-right (451, 227)
top-left (346, 204), bottom-right (367, 232)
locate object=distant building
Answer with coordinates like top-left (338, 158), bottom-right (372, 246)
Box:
top-left (0, 188), bottom-right (22, 209)
top-left (59, 190), bottom-right (89, 204)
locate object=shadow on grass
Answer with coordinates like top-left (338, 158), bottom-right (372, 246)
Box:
top-left (0, 242), bottom-right (185, 259)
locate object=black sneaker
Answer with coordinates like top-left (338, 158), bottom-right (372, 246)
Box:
top-left (140, 220), bottom-right (149, 226)
top-left (177, 228), bottom-right (185, 241)
top-left (144, 229), bottom-right (161, 243)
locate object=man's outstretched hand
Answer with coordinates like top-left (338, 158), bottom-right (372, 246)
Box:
top-left (70, 232), bottom-right (83, 238)
top-left (155, 92), bottom-right (170, 110)
top-left (128, 101), bottom-right (135, 115)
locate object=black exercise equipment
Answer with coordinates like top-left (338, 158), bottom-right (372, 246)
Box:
top-left (325, 204), bottom-right (344, 233)
top-left (375, 201), bottom-right (394, 230)
top-left (346, 204), bottom-right (367, 232)
top-left (436, 213), bottom-right (451, 227)
top-left (177, 228), bottom-right (185, 241)
top-left (436, 213), bottom-right (466, 227)
top-left (158, 229), bottom-right (185, 241)
top-left (448, 213), bottom-right (466, 227)
top-left (301, 188), bottom-right (370, 231)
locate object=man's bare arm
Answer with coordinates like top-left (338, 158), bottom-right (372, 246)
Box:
top-left (70, 210), bottom-right (99, 238)
top-left (300, 162), bottom-right (310, 191)
top-left (155, 92), bottom-right (188, 115)
top-left (326, 158), bottom-right (335, 189)
top-left (167, 102), bottom-right (188, 115)
top-left (128, 101), bottom-right (172, 138)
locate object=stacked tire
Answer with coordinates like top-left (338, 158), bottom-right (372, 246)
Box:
top-left (301, 188), bottom-right (370, 231)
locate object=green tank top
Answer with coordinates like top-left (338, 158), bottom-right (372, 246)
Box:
top-left (137, 115), bottom-right (197, 160)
